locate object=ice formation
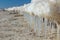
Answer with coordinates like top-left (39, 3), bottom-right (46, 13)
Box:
top-left (4, 0), bottom-right (60, 40)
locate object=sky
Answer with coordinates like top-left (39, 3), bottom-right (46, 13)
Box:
top-left (0, 0), bottom-right (31, 9)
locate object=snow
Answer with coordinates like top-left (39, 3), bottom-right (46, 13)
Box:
top-left (25, 0), bottom-right (50, 16)
top-left (5, 0), bottom-right (56, 17)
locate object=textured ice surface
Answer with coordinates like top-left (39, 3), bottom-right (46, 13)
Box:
top-left (0, 10), bottom-right (58, 40)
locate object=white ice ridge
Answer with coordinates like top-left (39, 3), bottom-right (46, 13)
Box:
top-left (5, 0), bottom-right (56, 17)
top-left (25, 2), bottom-right (50, 16)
